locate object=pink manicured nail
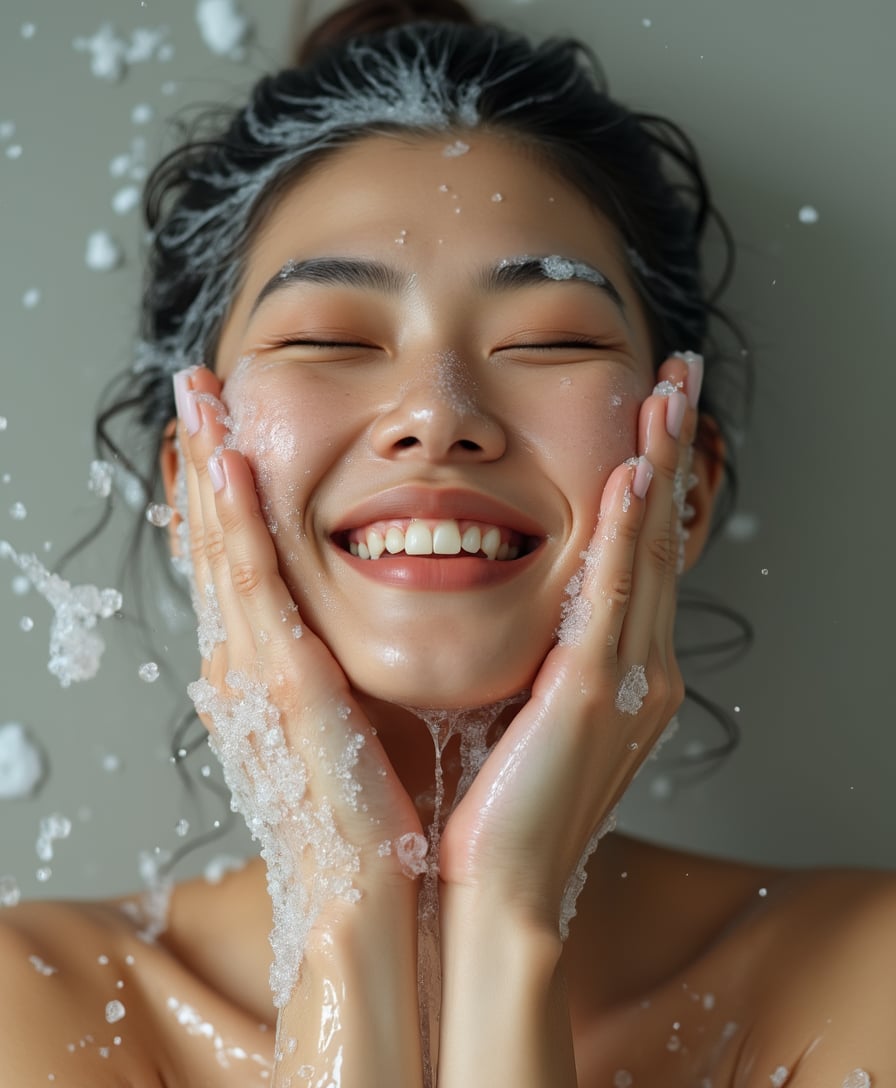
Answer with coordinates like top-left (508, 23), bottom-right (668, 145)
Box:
top-left (666, 391), bottom-right (688, 439)
top-left (674, 350), bottom-right (704, 408)
top-left (632, 455), bottom-right (654, 499)
top-left (207, 453), bottom-right (226, 492)
top-left (172, 369), bottom-right (201, 435)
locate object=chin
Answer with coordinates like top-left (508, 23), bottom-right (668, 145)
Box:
top-left (338, 641), bottom-right (545, 711)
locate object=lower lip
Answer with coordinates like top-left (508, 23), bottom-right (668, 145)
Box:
top-left (334, 546), bottom-right (541, 590)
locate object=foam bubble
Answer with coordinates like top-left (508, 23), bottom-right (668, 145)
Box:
top-left (798, 205), bottom-right (819, 224)
top-left (203, 854), bottom-right (247, 884)
top-left (0, 722), bottom-right (45, 799)
top-left (112, 185), bottom-right (140, 215)
top-left (22, 288), bottom-right (40, 309)
top-left (29, 955), bottom-right (57, 976)
top-left (146, 502), bottom-right (174, 527)
top-left (396, 832), bottom-right (429, 877)
top-left (88, 460), bottom-right (114, 498)
top-left (842, 1071), bottom-right (872, 1088)
top-left (105, 1000), bottom-right (126, 1024)
top-left (0, 876), bottom-right (21, 907)
top-left (85, 231), bottom-right (124, 271)
top-left (196, 0), bottom-right (253, 58)
top-left (36, 813), bottom-right (72, 862)
top-left (442, 139), bottom-right (470, 157)
top-left (138, 661), bottom-right (160, 683)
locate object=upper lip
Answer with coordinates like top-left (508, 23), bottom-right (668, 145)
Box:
top-left (332, 485), bottom-right (547, 538)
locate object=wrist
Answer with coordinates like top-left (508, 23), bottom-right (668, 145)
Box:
top-left (438, 884), bottom-right (576, 1088)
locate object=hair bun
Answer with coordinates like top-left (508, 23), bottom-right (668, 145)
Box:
top-left (295, 0), bottom-right (478, 66)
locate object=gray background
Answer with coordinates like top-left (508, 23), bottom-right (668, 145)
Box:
top-left (0, 0), bottom-right (893, 901)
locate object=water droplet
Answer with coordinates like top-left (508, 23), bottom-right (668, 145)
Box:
top-left (19, 616), bottom-right (33, 632)
top-left (798, 205), bottom-right (819, 224)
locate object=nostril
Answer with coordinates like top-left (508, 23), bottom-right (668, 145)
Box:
top-left (395, 436), bottom-right (420, 448)
top-left (458, 439), bottom-right (481, 451)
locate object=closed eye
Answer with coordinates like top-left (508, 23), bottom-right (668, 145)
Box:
top-left (270, 337), bottom-right (374, 349)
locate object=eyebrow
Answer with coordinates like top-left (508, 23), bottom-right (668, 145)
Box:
top-left (249, 253), bottom-right (629, 324)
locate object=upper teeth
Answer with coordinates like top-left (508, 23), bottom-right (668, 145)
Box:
top-left (347, 519), bottom-right (520, 561)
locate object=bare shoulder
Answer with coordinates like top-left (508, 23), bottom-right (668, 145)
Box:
top-left (0, 897), bottom-right (164, 1086)
top-left (729, 865), bottom-right (896, 1087)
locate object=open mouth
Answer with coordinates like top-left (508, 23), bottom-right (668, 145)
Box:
top-left (334, 518), bottom-right (540, 562)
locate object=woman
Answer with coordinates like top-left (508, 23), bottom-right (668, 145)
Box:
top-left (1, 1), bottom-right (892, 1085)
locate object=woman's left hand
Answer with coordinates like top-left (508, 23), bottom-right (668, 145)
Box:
top-left (439, 353), bottom-right (699, 931)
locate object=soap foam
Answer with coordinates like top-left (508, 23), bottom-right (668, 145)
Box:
top-left (615, 665), bottom-right (648, 715)
top-left (189, 670), bottom-right (361, 1008)
top-left (0, 541), bottom-right (122, 687)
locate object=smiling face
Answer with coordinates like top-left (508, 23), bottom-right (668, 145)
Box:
top-left (212, 131), bottom-right (657, 708)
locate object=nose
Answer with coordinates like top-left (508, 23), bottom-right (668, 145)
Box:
top-left (368, 351), bottom-right (507, 463)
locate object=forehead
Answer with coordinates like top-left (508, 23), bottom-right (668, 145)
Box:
top-left (247, 131), bottom-right (629, 275)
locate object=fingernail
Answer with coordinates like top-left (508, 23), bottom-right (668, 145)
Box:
top-left (632, 455), bottom-right (654, 500)
top-left (666, 391), bottom-right (688, 439)
top-left (673, 350), bottom-right (704, 409)
top-left (208, 453), bottom-right (226, 493)
top-left (172, 369), bottom-right (201, 436)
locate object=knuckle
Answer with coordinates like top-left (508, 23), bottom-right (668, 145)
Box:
top-left (647, 532), bottom-right (677, 572)
top-left (203, 526), bottom-right (227, 566)
top-left (230, 559), bottom-right (263, 597)
top-left (188, 526), bottom-right (207, 564)
top-left (603, 570), bottom-right (633, 609)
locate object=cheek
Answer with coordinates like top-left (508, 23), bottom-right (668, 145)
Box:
top-left (520, 369), bottom-right (643, 482)
top-left (222, 369), bottom-right (337, 533)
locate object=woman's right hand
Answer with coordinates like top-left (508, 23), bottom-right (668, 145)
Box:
top-left (173, 364), bottom-right (423, 886)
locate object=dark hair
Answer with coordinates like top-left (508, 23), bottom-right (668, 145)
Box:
top-left (80, 0), bottom-right (751, 861)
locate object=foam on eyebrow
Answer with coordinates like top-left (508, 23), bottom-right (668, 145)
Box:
top-left (497, 253), bottom-right (610, 289)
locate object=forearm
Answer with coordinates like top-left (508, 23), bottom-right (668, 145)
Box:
top-left (272, 883), bottom-right (424, 1087)
top-left (438, 885), bottom-right (578, 1088)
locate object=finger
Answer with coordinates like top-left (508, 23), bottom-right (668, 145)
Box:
top-left (207, 443), bottom-right (357, 714)
top-left (174, 367), bottom-right (256, 664)
top-left (654, 353), bottom-right (703, 647)
top-left (172, 368), bottom-right (214, 616)
top-left (554, 455), bottom-right (652, 674)
top-left (617, 357), bottom-right (695, 668)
